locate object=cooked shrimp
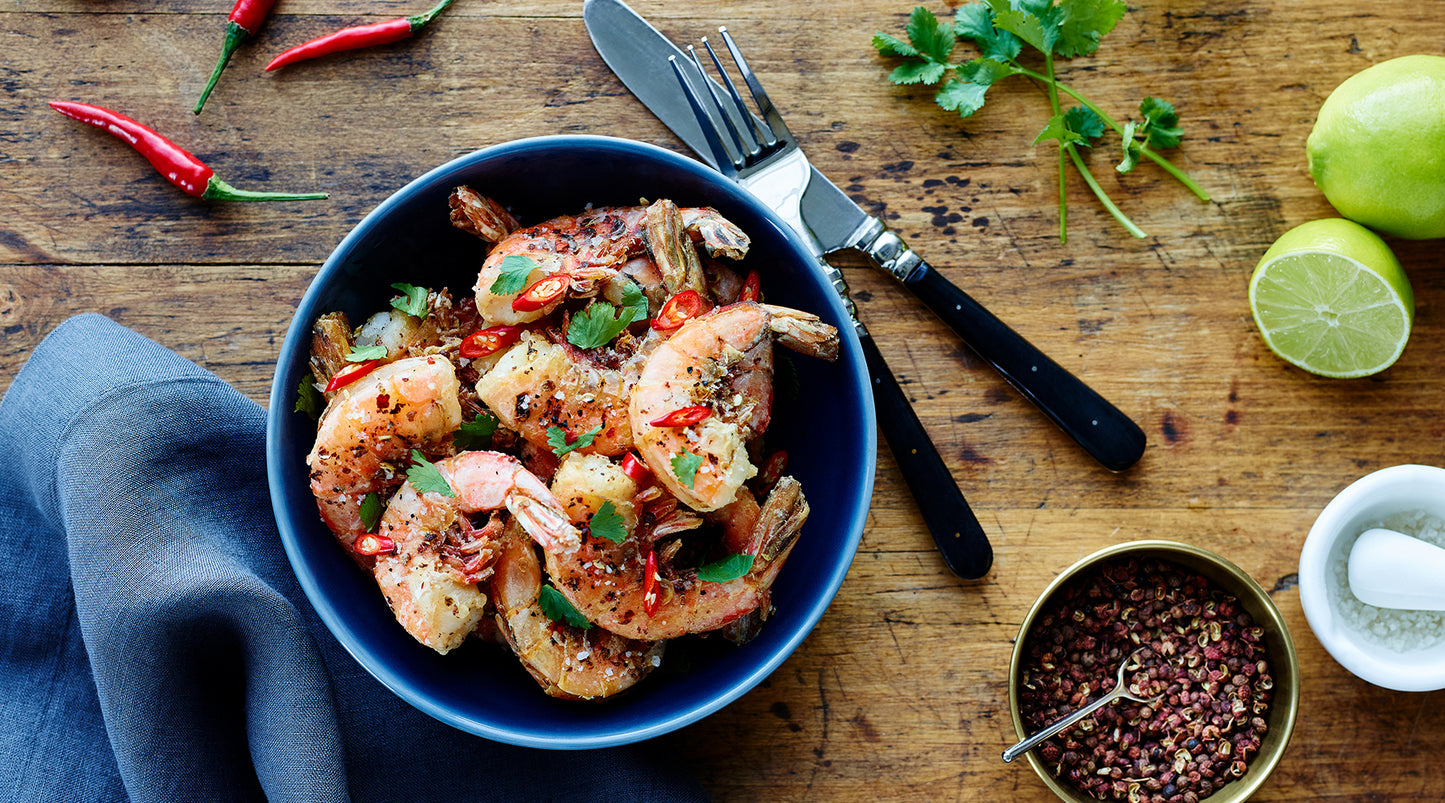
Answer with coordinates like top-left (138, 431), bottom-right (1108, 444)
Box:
top-left (546, 476), bottom-right (810, 641)
top-left (492, 524), bottom-right (663, 699)
top-left (371, 449), bottom-right (580, 654)
top-left (472, 201), bottom-right (750, 326)
top-left (307, 355), bottom-right (462, 548)
top-left (628, 302), bottom-right (839, 511)
top-left (474, 330), bottom-right (638, 457)
top-left (449, 185), bottom-right (519, 242)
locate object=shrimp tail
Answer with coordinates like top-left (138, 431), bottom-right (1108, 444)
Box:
top-left (506, 490), bottom-right (582, 554)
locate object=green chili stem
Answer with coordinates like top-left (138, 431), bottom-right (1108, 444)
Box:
top-left (202, 177), bottom-right (329, 202)
top-left (195, 22), bottom-right (248, 115)
top-left (408, 0), bottom-right (455, 30)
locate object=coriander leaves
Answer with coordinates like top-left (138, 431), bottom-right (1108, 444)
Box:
top-left (874, 1), bottom-right (1210, 242)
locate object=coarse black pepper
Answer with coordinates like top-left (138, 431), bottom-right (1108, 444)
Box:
top-left (1018, 557), bottom-right (1274, 803)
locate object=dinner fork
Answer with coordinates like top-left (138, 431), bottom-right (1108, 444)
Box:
top-left (667, 27), bottom-right (1147, 477)
top-left (671, 34), bottom-right (994, 581)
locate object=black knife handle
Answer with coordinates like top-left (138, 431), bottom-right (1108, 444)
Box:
top-left (901, 260), bottom-right (1146, 473)
top-left (859, 332), bottom-right (993, 580)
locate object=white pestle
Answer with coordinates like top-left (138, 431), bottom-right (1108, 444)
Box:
top-left (1346, 527), bottom-right (1445, 611)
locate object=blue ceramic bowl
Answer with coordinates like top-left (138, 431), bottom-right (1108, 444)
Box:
top-left (266, 136), bottom-right (876, 748)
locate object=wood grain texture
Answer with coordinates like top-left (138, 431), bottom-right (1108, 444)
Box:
top-left (3, 0), bottom-right (1444, 800)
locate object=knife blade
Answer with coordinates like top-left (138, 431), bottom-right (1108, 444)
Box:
top-left (585, 0), bottom-right (1146, 473)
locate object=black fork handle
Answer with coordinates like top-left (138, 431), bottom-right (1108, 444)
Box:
top-left (859, 332), bottom-right (993, 580)
top-left (901, 260), bottom-right (1146, 472)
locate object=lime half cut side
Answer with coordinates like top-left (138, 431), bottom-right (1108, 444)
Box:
top-left (1248, 219), bottom-right (1414, 378)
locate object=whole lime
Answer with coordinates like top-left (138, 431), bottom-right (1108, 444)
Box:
top-left (1306, 54), bottom-right (1445, 240)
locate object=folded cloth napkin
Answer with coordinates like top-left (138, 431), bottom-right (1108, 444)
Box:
top-left (0, 314), bottom-right (709, 803)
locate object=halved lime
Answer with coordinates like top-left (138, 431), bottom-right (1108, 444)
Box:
top-left (1248, 218), bottom-right (1414, 378)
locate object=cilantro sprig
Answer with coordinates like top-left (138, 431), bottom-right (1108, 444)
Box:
top-left (546, 424), bottom-right (603, 458)
top-left (874, 2), bottom-right (1210, 242)
top-left (567, 283), bottom-right (648, 349)
top-left (587, 501), bottom-right (627, 544)
top-left (454, 413), bottom-right (500, 451)
top-left (539, 585), bottom-right (592, 629)
top-left (697, 553), bottom-right (754, 583)
top-left (406, 449), bottom-right (455, 497)
top-left (390, 283), bottom-right (429, 319)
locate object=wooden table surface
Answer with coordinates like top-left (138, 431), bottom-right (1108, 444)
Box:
top-left (4, 0), bottom-right (1443, 799)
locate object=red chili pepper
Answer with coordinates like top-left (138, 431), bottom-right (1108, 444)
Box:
top-left (265, 0), bottom-right (455, 71)
top-left (651, 289), bottom-right (705, 331)
top-left (756, 449), bottom-right (788, 492)
top-left (511, 274), bottom-right (569, 312)
top-left (459, 325), bottom-right (522, 358)
top-left (738, 270), bottom-right (762, 303)
top-left (622, 452), bottom-right (653, 484)
top-left (353, 533), bottom-right (396, 556)
top-left (49, 101), bottom-right (328, 202)
top-left (642, 550), bottom-right (661, 616)
top-left (195, 0), bottom-right (280, 114)
top-left (324, 359), bottom-right (380, 392)
top-left (649, 405), bottom-right (712, 428)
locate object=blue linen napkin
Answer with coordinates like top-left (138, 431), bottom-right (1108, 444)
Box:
top-left (0, 314), bottom-right (709, 803)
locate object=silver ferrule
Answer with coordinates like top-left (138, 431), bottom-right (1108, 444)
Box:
top-left (854, 220), bottom-right (921, 283)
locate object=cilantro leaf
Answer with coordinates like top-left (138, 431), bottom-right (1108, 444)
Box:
top-left (567, 301), bottom-right (638, 349)
top-left (488, 255), bottom-right (539, 295)
top-left (1140, 97), bottom-right (1183, 148)
top-left (1064, 106), bottom-right (1106, 143)
top-left (348, 344), bottom-right (387, 362)
top-left (539, 585), bottom-right (592, 629)
top-left (954, 3), bottom-right (1021, 61)
top-left (619, 280), bottom-right (649, 324)
top-left (1032, 113), bottom-right (1087, 148)
top-left (359, 491), bottom-right (383, 533)
top-left (294, 373), bottom-right (323, 419)
top-left (390, 282), bottom-right (429, 319)
top-left (697, 553), bottom-right (754, 583)
top-left (588, 501), bottom-right (627, 544)
top-left (904, 5), bottom-right (955, 64)
top-left (891, 60), bottom-right (948, 86)
top-left (987, 0), bottom-right (1057, 54)
top-left (454, 414), bottom-right (499, 451)
top-left (1117, 121), bottom-right (1142, 173)
top-left (1055, 0), bottom-right (1127, 59)
top-left (937, 58), bottom-right (1018, 116)
top-left (546, 424), bottom-right (603, 458)
top-left (872, 31), bottom-right (920, 58)
top-left (671, 451), bottom-right (704, 489)
top-left (406, 449), bottom-right (455, 496)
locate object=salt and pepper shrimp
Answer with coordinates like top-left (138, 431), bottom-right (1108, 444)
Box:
top-left (629, 302), bottom-right (839, 512)
top-left (307, 355), bottom-right (462, 549)
top-left (546, 476), bottom-right (810, 642)
top-left (492, 523), bottom-right (663, 700)
top-left (371, 449), bottom-right (579, 654)
top-left (466, 199), bottom-right (750, 326)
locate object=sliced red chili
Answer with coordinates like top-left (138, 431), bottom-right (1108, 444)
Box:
top-left (622, 452), bottom-right (653, 484)
top-left (738, 270), bottom-right (762, 303)
top-left (324, 359), bottom-right (380, 392)
top-left (757, 449), bottom-right (788, 492)
top-left (642, 550), bottom-right (661, 616)
top-left (511, 274), bottom-right (569, 312)
top-left (651, 289), bottom-right (705, 331)
top-left (353, 533), bottom-right (395, 556)
top-left (649, 405), bottom-right (712, 427)
top-left (459, 325), bottom-right (522, 358)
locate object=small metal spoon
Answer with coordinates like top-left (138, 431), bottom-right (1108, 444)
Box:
top-left (1003, 648), bottom-right (1161, 764)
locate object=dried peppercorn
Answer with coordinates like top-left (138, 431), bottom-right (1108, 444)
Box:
top-left (195, 0), bottom-right (280, 114)
top-left (265, 0), bottom-right (455, 71)
top-left (49, 101), bottom-right (328, 202)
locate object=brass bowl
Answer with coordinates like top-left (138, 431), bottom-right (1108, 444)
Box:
top-left (1007, 540), bottom-right (1300, 802)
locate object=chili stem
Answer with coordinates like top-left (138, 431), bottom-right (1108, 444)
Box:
top-left (203, 177), bottom-right (329, 202)
top-left (195, 23), bottom-right (247, 115)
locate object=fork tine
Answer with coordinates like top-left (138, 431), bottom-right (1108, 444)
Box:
top-left (669, 55), bottom-right (738, 174)
top-left (717, 27), bottom-right (785, 147)
top-left (687, 44), bottom-right (758, 162)
top-left (700, 36), bottom-right (769, 150)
